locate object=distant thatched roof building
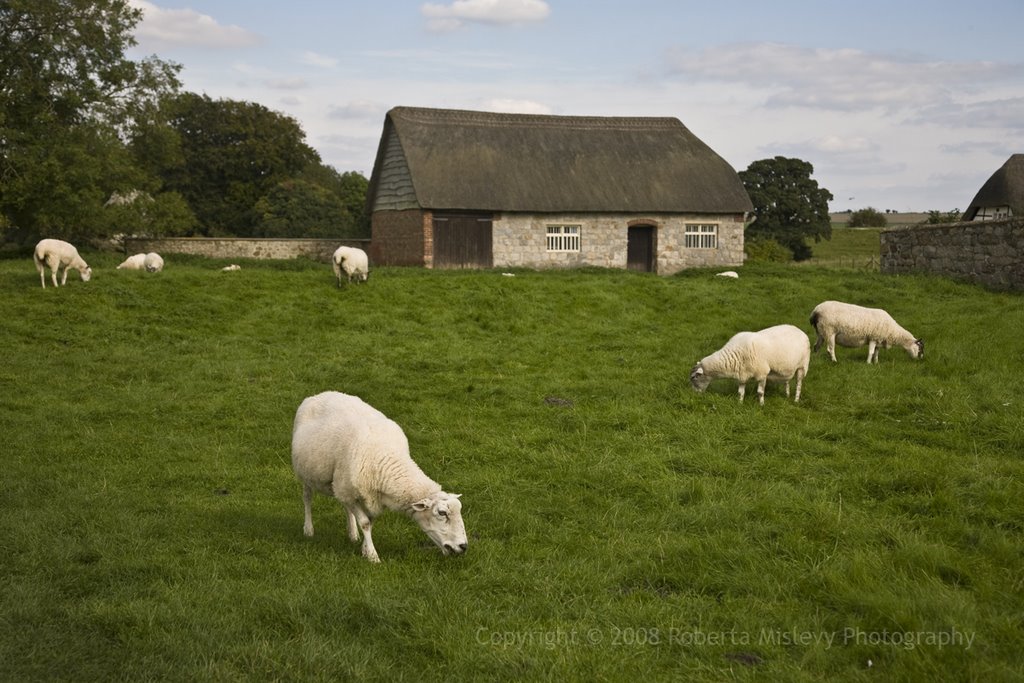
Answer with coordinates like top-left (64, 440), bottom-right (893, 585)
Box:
top-left (964, 154), bottom-right (1024, 221)
top-left (368, 106), bottom-right (752, 214)
top-left (366, 106), bottom-right (752, 273)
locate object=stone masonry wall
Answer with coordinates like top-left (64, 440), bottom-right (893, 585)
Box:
top-left (123, 237), bottom-right (369, 263)
top-left (880, 217), bottom-right (1023, 290)
top-left (492, 212), bottom-right (745, 275)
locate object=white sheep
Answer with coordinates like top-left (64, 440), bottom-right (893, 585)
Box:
top-left (809, 300), bottom-right (923, 364)
top-left (221, 264), bottom-right (241, 272)
top-left (291, 391), bottom-right (467, 563)
top-left (716, 271), bottom-right (739, 279)
top-left (332, 246), bottom-right (369, 286)
top-left (33, 239), bottom-right (92, 289)
top-left (117, 253), bottom-right (147, 270)
top-left (690, 324), bottom-right (810, 405)
top-left (143, 252), bottom-right (164, 273)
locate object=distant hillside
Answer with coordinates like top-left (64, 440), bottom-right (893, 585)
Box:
top-left (830, 212), bottom-right (928, 226)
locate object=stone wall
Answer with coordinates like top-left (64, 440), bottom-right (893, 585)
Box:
top-left (492, 212), bottom-right (745, 274)
top-left (122, 237), bottom-right (369, 263)
top-left (880, 217), bottom-right (1024, 290)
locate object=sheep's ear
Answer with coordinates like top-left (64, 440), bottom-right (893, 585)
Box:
top-left (411, 499), bottom-right (431, 512)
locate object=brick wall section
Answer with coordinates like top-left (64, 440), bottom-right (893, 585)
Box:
top-left (880, 217), bottom-right (1024, 290)
top-left (492, 212), bottom-right (745, 274)
top-left (370, 209), bottom-right (429, 266)
top-left (122, 237), bottom-right (369, 263)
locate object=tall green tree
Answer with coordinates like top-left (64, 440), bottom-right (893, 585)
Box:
top-left (299, 165), bottom-right (370, 236)
top-left (0, 0), bottom-right (181, 242)
top-left (161, 93), bottom-right (320, 236)
top-left (252, 179), bottom-right (353, 238)
top-left (739, 156), bottom-right (833, 261)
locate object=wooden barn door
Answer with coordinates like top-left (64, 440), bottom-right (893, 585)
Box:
top-left (433, 213), bottom-right (493, 269)
top-left (627, 225), bottom-right (655, 272)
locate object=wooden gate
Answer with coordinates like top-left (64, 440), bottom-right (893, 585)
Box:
top-left (627, 225), bottom-right (655, 272)
top-left (432, 213), bottom-right (493, 269)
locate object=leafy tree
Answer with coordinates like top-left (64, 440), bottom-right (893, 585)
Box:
top-left (252, 180), bottom-right (353, 238)
top-left (925, 208), bottom-right (962, 224)
top-left (0, 0), bottom-right (181, 242)
top-left (105, 191), bottom-right (195, 237)
top-left (744, 237), bottom-right (793, 263)
top-left (300, 165), bottom-right (370, 237)
top-left (160, 93), bottom-right (320, 236)
top-left (848, 207), bottom-right (888, 228)
top-left (739, 156), bottom-right (834, 261)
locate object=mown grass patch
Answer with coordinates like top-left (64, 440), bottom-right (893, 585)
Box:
top-left (1, 254), bottom-right (1021, 681)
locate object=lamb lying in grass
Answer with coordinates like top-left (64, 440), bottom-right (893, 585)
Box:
top-left (809, 300), bottom-right (923, 363)
top-left (117, 253), bottom-right (147, 270)
top-left (690, 324), bottom-right (810, 405)
top-left (291, 391), bottom-right (467, 562)
top-left (33, 239), bottom-right (92, 288)
top-left (143, 252), bottom-right (164, 273)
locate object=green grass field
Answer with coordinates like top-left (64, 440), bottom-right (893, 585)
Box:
top-left (2, 250), bottom-right (1022, 681)
top-left (805, 228), bottom-right (884, 269)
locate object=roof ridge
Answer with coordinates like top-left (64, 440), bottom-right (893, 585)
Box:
top-left (389, 106), bottom-right (683, 130)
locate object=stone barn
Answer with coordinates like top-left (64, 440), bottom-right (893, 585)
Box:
top-left (366, 106), bottom-right (753, 274)
top-left (964, 154), bottom-right (1023, 221)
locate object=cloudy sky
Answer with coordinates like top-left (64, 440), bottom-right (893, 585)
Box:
top-left (127, 0), bottom-right (1024, 212)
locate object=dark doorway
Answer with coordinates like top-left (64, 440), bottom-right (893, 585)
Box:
top-left (433, 213), bottom-right (493, 269)
top-left (627, 225), bottom-right (655, 272)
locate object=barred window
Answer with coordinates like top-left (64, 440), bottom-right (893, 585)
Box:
top-left (546, 225), bottom-right (581, 252)
top-left (685, 224), bottom-right (718, 249)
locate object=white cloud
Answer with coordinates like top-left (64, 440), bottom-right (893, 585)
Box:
top-left (264, 77), bottom-right (307, 91)
top-left (300, 51), bottom-right (338, 68)
top-left (665, 42), bottom-right (1021, 115)
top-left (478, 98), bottom-right (552, 114)
top-left (328, 101), bottom-right (388, 121)
top-left (422, 0), bottom-right (550, 31)
top-left (129, 0), bottom-right (263, 49)
top-left (912, 97), bottom-right (1024, 130)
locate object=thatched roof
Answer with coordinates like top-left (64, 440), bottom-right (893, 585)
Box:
top-left (367, 106), bottom-right (753, 214)
top-left (964, 154), bottom-right (1024, 220)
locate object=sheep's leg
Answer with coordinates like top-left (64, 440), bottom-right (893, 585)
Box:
top-left (813, 332), bottom-right (823, 353)
top-left (827, 334), bottom-right (837, 362)
top-left (347, 510), bottom-right (359, 542)
top-left (302, 485), bottom-right (315, 536)
top-left (783, 379), bottom-right (791, 399)
top-left (794, 369), bottom-right (804, 402)
top-left (737, 382), bottom-right (746, 402)
top-left (351, 505), bottom-right (380, 562)
top-left (38, 266), bottom-right (46, 289)
top-left (867, 340), bottom-right (877, 364)
top-left (756, 379), bottom-right (767, 406)
top-left (60, 265), bottom-right (69, 286)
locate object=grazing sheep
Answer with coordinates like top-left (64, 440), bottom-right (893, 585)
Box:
top-left (809, 300), bottom-right (923, 364)
top-left (221, 264), bottom-right (241, 272)
top-left (291, 391), bottom-right (467, 563)
top-left (716, 271), bottom-right (739, 279)
top-left (690, 324), bottom-right (810, 405)
top-left (332, 246), bottom-right (369, 286)
top-left (117, 253), bottom-right (147, 270)
top-left (33, 239), bottom-right (92, 289)
top-left (143, 252), bottom-right (164, 273)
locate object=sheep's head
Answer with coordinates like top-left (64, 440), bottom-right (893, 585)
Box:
top-left (911, 338), bottom-right (924, 359)
top-left (410, 492), bottom-right (467, 557)
top-left (81, 267), bottom-right (92, 282)
top-left (689, 363), bottom-right (712, 392)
